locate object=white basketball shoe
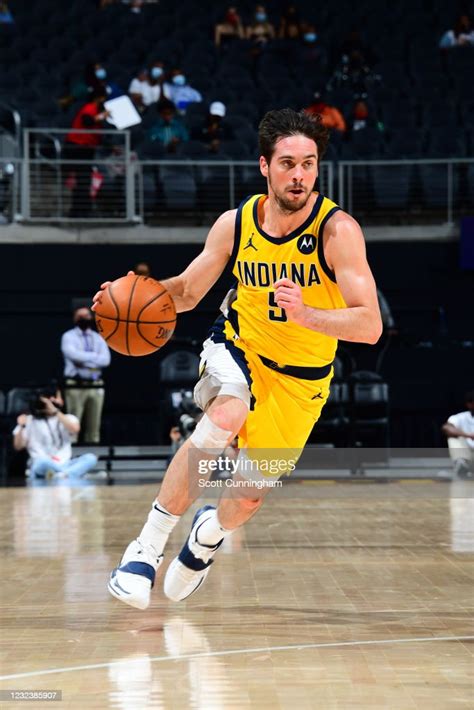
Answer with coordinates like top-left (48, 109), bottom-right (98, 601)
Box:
top-left (108, 539), bottom-right (163, 610)
top-left (164, 506), bottom-right (223, 602)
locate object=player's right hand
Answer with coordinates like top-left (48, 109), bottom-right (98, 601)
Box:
top-left (17, 414), bottom-right (27, 426)
top-left (91, 271), bottom-right (135, 311)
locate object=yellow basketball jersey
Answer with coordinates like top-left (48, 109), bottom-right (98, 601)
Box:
top-left (221, 192), bottom-right (346, 367)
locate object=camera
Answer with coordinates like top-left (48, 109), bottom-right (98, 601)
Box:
top-left (29, 386), bottom-right (59, 418)
top-left (177, 390), bottom-right (201, 438)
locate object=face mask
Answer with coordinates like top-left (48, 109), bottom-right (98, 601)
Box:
top-left (172, 74), bottom-right (186, 86)
top-left (76, 318), bottom-right (92, 331)
top-left (151, 67), bottom-right (163, 79)
top-left (255, 12), bottom-right (267, 22)
top-left (95, 68), bottom-right (106, 80)
top-left (304, 32), bottom-right (317, 42)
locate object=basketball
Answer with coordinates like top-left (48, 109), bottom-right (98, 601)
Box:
top-left (94, 274), bottom-right (176, 356)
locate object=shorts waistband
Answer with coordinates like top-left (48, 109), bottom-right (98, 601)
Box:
top-left (258, 355), bottom-right (333, 380)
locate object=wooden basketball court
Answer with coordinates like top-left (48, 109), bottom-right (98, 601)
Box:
top-left (1, 480), bottom-right (473, 708)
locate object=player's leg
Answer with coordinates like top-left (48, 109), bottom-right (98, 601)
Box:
top-left (164, 359), bottom-right (333, 602)
top-left (448, 437), bottom-right (473, 478)
top-left (108, 393), bottom-right (248, 609)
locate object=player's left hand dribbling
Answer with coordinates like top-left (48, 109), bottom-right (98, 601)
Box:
top-left (273, 278), bottom-right (306, 325)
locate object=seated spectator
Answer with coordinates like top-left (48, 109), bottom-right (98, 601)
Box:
top-left (278, 4), bottom-right (301, 39)
top-left (60, 62), bottom-right (123, 110)
top-left (298, 23), bottom-right (325, 66)
top-left (191, 102), bottom-right (233, 152)
top-left (246, 4), bottom-right (275, 44)
top-left (129, 63), bottom-right (164, 111)
top-left (163, 69), bottom-right (202, 114)
top-left (214, 6), bottom-right (244, 47)
top-left (149, 99), bottom-right (189, 152)
top-left (328, 50), bottom-right (380, 92)
top-left (0, 2), bottom-right (14, 23)
top-left (442, 392), bottom-right (474, 478)
top-left (305, 91), bottom-right (346, 134)
top-left (348, 95), bottom-right (384, 134)
top-left (440, 14), bottom-right (474, 48)
top-left (12, 386), bottom-right (100, 480)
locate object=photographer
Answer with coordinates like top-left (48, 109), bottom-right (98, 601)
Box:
top-left (12, 387), bottom-right (99, 480)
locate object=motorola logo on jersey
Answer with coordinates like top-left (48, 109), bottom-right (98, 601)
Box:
top-left (297, 234), bottom-right (316, 255)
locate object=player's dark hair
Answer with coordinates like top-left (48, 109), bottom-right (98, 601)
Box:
top-left (465, 390), bottom-right (474, 403)
top-left (258, 108), bottom-right (330, 164)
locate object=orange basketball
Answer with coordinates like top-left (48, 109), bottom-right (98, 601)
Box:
top-left (94, 274), bottom-right (176, 356)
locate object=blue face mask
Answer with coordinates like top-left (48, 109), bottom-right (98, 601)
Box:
top-left (95, 68), bottom-right (107, 80)
top-left (255, 12), bottom-right (267, 22)
top-left (304, 32), bottom-right (317, 42)
top-left (172, 74), bottom-right (186, 86)
top-left (151, 67), bottom-right (163, 79)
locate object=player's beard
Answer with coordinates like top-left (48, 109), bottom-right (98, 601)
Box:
top-left (268, 175), bottom-right (311, 214)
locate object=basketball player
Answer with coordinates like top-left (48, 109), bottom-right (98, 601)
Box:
top-left (93, 109), bottom-right (382, 609)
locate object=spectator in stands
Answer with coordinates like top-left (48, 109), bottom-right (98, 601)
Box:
top-left (61, 307), bottom-right (111, 443)
top-left (348, 95), bottom-right (385, 134)
top-left (134, 261), bottom-right (151, 276)
top-left (64, 90), bottom-right (110, 218)
top-left (246, 4), bottom-right (275, 44)
top-left (329, 50), bottom-right (380, 92)
top-left (163, 69), bottom-right (202, 114)
top-left (442, 392), bottom-right (474, 478)
top-left (278, 4), bottom-right (301, 39)
top-left (149, 99), bottom-right (189, 152)
top-left (305, 90), bottom-right (347, 134)
top-left (191, 102), bottom-right (233, 152)
top-left (299, 23), bottom-right (325, 67)
top-left (60, 62), bottom-right (122, 110)
top-left (12, 386), bottom-right (99, 480)
top-left (214, 6), bottom-right (245, 47)
top-left (440, 14), bottom-right (474, 48)
top-left (129, 63), bottom-right (164, 112)
top-left (0, 2), bottom-right (14, 23)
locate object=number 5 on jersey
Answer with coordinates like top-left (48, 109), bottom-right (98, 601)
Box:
top-left (268, 292), bottom-right (287, 322)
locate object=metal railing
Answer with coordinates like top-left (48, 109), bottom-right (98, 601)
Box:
top-left (0, 128), bottom-right (472, 226)
top-left (338, 159), bottom-right (474, 225)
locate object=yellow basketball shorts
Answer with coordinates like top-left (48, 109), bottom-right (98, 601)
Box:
top-left (194, 328), bottom-right (333, 474)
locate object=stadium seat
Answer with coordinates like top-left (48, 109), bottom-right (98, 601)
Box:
top-left (159, 161), bottom-right (197, 210)
top-left (348, 371), bottom-right (390, 448)
top-left (371, 165), bottom-right (413, 209)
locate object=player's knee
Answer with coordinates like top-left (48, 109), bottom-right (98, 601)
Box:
top-left (190, 413), bottom-right (233, 452)
top-left (208, 400), bottom-right (247, 435)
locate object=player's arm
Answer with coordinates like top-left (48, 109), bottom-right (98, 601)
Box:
top-left (91, 210), bottom-right (235, 314)
top-left (159, 209), bottom-right (235, 312)
top-left (442, 421), bottom-right (474, 439)
top-left (274, 212), bottom-right (382, 344)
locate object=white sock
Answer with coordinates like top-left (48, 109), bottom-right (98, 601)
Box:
top-left (196, 509), bottom-right (232, 546)
top-left (138, 501), bottom-right (180, 556)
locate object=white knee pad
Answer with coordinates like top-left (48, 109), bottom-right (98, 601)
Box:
top-left (190, 413), bottom-right (232, 454)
